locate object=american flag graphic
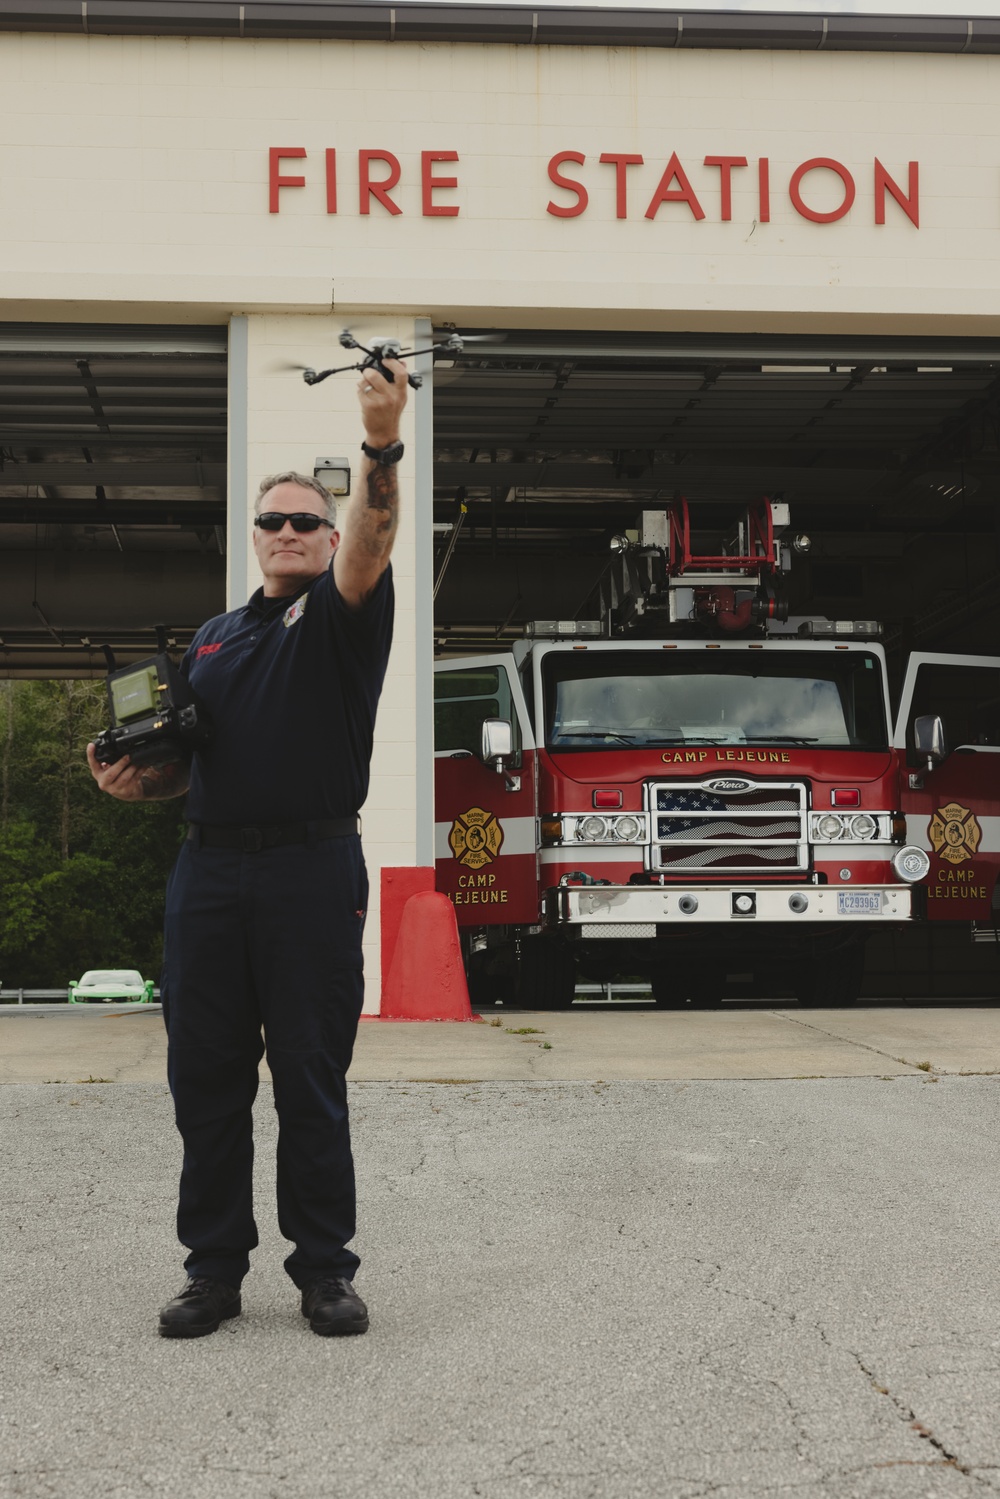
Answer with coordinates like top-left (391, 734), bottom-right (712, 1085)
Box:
top-left (655, 786), bottom-right (802, 868)
top-left (657, 788), bottom-right (728, 835)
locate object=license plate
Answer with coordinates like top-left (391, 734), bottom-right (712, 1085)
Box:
top-left (837, 892), bottom-right (883, 915)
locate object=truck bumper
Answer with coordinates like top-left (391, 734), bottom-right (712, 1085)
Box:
top-left (552, 883), bottom-right (911, 932)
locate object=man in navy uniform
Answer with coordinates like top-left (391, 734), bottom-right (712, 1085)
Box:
top-left (88, 359), bottom-right (408, 1337)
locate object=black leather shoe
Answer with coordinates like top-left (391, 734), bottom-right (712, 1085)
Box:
top-left (301, 1276), bottom-right (369, 1336)
top-left (158, 1277), bottom-right (241, 1338)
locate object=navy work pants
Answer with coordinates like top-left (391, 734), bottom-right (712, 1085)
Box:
top-left (161, 833), bottom-right (368, 1290)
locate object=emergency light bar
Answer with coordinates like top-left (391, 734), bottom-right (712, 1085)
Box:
top-left (797, 620), bottom-right (883, 639)
top-left (525, 620), bottom-right (603, 639)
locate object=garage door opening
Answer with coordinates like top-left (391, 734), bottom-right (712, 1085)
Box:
top-left (0, 323), bottom-right (227, 679)
top-left (0, 324), bottom-right (228, 995)
top-left (431, 331), bottom-right (1000, 1004)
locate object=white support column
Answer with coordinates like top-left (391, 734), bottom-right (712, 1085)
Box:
top-left (413, 317), bottom-right (436, 869)
top-left (240, 312), bottom-right (420, 1009)
top-left (226, 314), bottom-right (250, 609)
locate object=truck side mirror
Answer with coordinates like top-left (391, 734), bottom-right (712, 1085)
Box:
top-left (914, 714), bottom-right (948, 772)
top-left (481, 717), bottom-right (512, 772)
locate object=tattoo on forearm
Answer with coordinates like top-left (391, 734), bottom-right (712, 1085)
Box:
top-left (363, 463), bottom-right (399, 545)
top-left (139, 760), bottom-right (191, 801)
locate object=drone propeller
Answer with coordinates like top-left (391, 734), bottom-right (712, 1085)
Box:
top-left (268, 359), bottom-right (319, 374)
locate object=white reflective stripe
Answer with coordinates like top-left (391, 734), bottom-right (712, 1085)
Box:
top-left (814, 842), bottom-right (897, 855)
top-left (539, 846), bottom-right (641, 864)
top-left (907, 814), bottom-right (1000, 852)
top-left (435, 815), bottom-right (536, 860)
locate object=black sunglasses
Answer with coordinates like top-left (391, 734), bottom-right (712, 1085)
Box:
top-left (254, 512), bottom-right (335, 533)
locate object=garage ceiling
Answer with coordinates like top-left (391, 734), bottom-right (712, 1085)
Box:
top-left (3, 324), bottom-right (999, 675)
top-left (431, 331), bottom-right (1000, 664)
top-left (0, 324), bottom-right (227, 675)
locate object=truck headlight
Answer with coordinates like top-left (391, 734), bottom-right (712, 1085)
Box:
top-left (850, 813), bottom-right (877, 840)
top-left (578, 815), bottom-right (607, 841)
top-left (893, 846), bottom-right (930, 882)
top-left (816, 813), bottom-right (844, 841)
top-left (554, 812), bottom-right (648, 844)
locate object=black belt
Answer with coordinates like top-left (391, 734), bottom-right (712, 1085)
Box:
top-left (187, 817), bottom-right (359, 852)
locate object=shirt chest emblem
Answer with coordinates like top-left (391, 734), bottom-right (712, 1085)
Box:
top-left (283, 593), bottom-right (308, 629)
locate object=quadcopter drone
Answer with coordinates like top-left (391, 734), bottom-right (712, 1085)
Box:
top-left (300, 330), bottom-right (466, 390)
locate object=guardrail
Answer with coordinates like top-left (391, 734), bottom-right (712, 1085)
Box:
top-left (0, 989), bottom-right (161, 1005)
top-left (574, 982), bottom-right (652, 1004)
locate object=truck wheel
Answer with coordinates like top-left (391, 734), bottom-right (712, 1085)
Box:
top-left (517, 937), bottom-right (576, 1010)
top-left (796, 940), bottom-right (866, 1006)
top-left (651, 964), bottom-right (723, 1009)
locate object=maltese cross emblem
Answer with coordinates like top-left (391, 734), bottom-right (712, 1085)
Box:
top-left (449, 807), bottom-right (505, 870)
top-left (928, 802), bottom-right (982, 866)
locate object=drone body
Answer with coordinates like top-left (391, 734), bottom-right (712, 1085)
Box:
top-left (301, 329), bottom-right (465, 389)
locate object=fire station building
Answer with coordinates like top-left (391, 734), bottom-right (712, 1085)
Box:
top-left (1, 2), bottom-right (999, 1002)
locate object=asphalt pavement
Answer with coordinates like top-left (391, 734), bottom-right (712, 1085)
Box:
top-left (4, 1005), bottom-right (1000, 1498)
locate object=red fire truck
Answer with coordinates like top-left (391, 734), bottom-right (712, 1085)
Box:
top-left (433, 501), bottom-right (1000, 1007)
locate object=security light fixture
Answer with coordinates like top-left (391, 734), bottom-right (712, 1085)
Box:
top-left (313, 457), bottom-right (351, 497)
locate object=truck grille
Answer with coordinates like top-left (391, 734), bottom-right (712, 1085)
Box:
top-left (647, 779), bottom-right (808, 875)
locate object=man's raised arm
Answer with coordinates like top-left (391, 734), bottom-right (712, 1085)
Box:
top-left (333, 357), bottom-right (409, 610)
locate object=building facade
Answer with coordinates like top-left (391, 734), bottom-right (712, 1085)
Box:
top-left (3, 3), bottom-right (999, 1001)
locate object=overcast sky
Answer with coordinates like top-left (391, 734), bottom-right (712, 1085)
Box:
top-left (426, 1), bottom-right (1000, 14)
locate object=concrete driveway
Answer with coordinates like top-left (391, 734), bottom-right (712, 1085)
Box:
top-left (3, 1004), bottom-right (1000, 1498)
top-left (4, 1000), bottom-right (1000, 1083)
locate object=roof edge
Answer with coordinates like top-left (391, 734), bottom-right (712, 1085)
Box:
top-left (1, 2), bottom-right (998, 55)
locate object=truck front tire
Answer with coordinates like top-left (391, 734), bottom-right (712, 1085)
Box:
top-left (795, 939), bottom-right (867, 1006)
top-left (517, 936), bottom-right (576, 1010)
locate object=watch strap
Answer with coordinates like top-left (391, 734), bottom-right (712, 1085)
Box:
top-left (361, 439), bottom-right (404, 466)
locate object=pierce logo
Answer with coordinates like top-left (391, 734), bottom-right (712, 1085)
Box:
top-left (704, 777), bottom-right (754, 794)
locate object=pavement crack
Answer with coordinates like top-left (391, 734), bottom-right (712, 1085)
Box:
top-left (684, 1255), bottom-right (986, 1485)
top-left (770, 1010), bottom-right (925, 1071)
top-left (851, 1351), bottom-right (981, 1480)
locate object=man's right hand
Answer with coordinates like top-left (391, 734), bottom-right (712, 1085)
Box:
top-left (86, 744), bottom-right (190, 801)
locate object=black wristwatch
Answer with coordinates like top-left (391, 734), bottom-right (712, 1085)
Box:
top-left (361, 439), bottom-right (404, 466)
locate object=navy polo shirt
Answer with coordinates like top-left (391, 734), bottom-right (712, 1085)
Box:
top-left (181, 564), bottom-right (394, 825)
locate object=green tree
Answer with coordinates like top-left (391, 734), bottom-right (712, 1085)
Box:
top-left (0, 680), bottom-right (185, 990)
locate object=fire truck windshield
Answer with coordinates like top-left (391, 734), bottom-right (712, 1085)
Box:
top-left (543, 650), bottom-right (888, 752)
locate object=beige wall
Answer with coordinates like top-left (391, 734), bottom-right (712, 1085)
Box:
top-left (2, 35), bottom-right (1000, 330)
top-left (240, 313), bottom-right (420, 1010)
